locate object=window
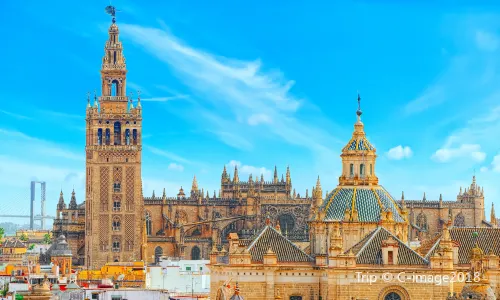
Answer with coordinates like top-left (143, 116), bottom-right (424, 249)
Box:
top-left (114, 182), bottom-right (121, 193)
top-left (111, 296), bottom-right (122, 300)
top-left (145, 212), bottom-right (152, 236)
top-left (388, 251), bottom-right (394, 265)
top-left (132, 129), bottom-right (138, 145)
top-left (112, 241), bottom-right (120, 252)
top-left (360, 164), bottom-right (365, 177)
top-left (349, 164), bottom-right (354, 176)
top-left (112, 217), bottom-right (121, 231)
top-left (114, 121), bottom-right (121, 145)
top-left (113, 200), bottom-right (121, 212)
top-left (370, 164), bottom-right (373, 175)
top-left (186, 266), bottom-right (192, 271)
top-left (125, 129), bottom-right (130, 145)
top-left (105, 129), bottom-right (111, 145)
top-left (97, 128), bottom-right (103, 145)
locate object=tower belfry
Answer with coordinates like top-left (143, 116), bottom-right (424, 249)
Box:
top-left (84, 6), bottom-right (144, 269)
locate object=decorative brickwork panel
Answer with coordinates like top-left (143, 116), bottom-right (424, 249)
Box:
top-left (125, 167), bottom-right (134, 211)
top-left (113, 166), bottom-right (123, 184)
top-left (124, 214), bottom-right (135, 251)
top-left (100, 166), bottom-right (109, 211)
top-left (99, 215), bottom-right (109, 250)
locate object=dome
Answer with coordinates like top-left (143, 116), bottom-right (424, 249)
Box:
top-left (319, 186), bottom-right (405, 223)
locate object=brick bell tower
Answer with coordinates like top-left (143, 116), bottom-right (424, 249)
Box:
top-left (85, 6), bottom-right (144, 269)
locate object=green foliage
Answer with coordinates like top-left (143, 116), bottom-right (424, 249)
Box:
top-left (15, 293), bottom-right (24, 300)
top-left (19, 233), bottom-right (28, 242)
top-left (42, 233), bottom-right (52, 244)
top-left (28, 244), bottom-right (35, 250)
top-left (1, 282), bottom-right (8, 297)
top-left (0, 227), bottom-right (4, 239)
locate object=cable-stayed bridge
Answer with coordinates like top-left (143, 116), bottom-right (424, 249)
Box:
top-left (0, 181), bottom-right (54, 230)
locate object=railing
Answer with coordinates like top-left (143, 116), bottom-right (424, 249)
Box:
top-left (112, 248), bottom-right (121, 252)
top-left (112, 207), bottom-right (121, 212)
top-left (99, 96), bottom-right (129, 101)
top-left (86, 145), bottom-right (140, 151)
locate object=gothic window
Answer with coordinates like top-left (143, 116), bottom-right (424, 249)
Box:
top-left (360, 164), bottom-right (365, 177)
top-left (113, 122), bottom-right (121, 145)
top-left (97, 128), bottom-right (103, 145)
top-left (416, 212), bottom-right (428, 231)
top-left (349, 164), bottom-right (354, 177)
top-left (113, 51), bottom-right (117, 64)
top-left (290, 297), bottom-right (302, 300)
top-left (154, 246), bottom-right (163, 264)
top-left (191, 246), bottom-right (201, 260)
top-left (113, 198), bottom-right (121, 211)
top-left (132, 129), bottom-right (138, 145)
top-left (384, 292), bottom-right (401, 300)
top-left (145, 211), bottom-right (152, 236)
top-left (454, 213), bottom-right (466, 227)
top-left (278, 214), bottom-right (295, 234)
top-left (125, 129), bottom-right (130, 145)
top-left (388, 250), bottom-right (394, 264)
top-left (112, 239), bottom-right (120, 252)
top-left (112, 217), bottom-right (121, 231)
top-left (113, 182), bottom-right (121, 193)
top-left (105, 129), bottom-right (111, 145)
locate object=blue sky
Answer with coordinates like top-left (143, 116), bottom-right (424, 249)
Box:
top-left (1, 1), bottom-right (499, 225)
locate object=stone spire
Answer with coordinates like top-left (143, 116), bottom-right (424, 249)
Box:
top-left (162, 188), bottom-right (166, 200)
top-left (57, 190), bottom-right (66, 210)
top-left (69, 189), bottom-right (77, 210)
top-left (192, 175), bottom-right (198, 192)
top-left (492, 203), bottom-right (497, 227)
top-left (400, 191), bottom-right (406, 209)
top-left (221, 165), bottom-right (228, 183)
top-left (233, 165), bottom-right (239, 183)
top-left (286, 165), bottom-right (291, 185)
top-left (273, 166), bottom-right (278, 184)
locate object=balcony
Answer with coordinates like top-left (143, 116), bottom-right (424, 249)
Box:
top-left (112, 248), bottom-right (121, 253)
top-left (112, 227), bottom-right (120, 232)
top-left (99, 96), bottom-right (129, 102)
top-left (113, 207), bottom-right (121, 212)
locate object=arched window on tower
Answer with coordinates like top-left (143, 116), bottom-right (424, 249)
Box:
top-left (112, 217), bottom-right (121, 231)
top-left (349, 164), bottom-right (354, 177)
top-left (145, 211), bottom-right (152, 236)
top-left (111, 80), bottom-right (119, 96)
top-left (125, 129), bottom-right (130, 145)
top-left (105, 129), bottom-right (111, 145)
top-left (113, 51), bottom-right (117, 64)
top-left (360, 164), bottom-right (365, 177)
top-left (114, 122), bottom-right (121, 145)
top-left (454, 212), bottom-right (466, 227)
top-left (97, 128), bottom-right (103, 145)
top-left (132, 129), bottom-right (138, 145)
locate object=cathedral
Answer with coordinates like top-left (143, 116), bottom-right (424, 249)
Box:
top-left (52, 12), bottom-right (500, 299)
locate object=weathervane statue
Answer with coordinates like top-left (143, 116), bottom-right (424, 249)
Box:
top-left (105, 4), bottom-right (120, 23)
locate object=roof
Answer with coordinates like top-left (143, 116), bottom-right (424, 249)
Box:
top-left (346, 227), bottom-right (428, 265)
top-left (448, 227), bottom-right (500, 264)
top-left (344, 136), bottom-right (375, 151)
top-left (247, 226), bottom-right (313, 263)
top-left (320, 186), bottom-right (405, 223)
top-left (2, 238), bottom-right (26, 248)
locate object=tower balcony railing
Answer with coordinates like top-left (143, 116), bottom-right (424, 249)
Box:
top-left (99, 96), bottom-right (129, 102)
top-left (86, 144), bottom-right (140, 151)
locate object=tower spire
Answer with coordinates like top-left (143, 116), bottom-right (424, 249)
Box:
top-left (192, 175), bottom-right (198, 192)
top-left (273, 165), bottom-right (278, 184)
top-left (492, 203), bottom-right (497, 227)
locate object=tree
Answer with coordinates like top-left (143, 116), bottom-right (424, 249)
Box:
top-left (42, 233), bottom-right (52, 244)
top-left (19, 233), bottom-right (28, 242)
top-left (28, 244), bottom-right (35, 251)
top-left (0, 227), bottom-right (4, 239)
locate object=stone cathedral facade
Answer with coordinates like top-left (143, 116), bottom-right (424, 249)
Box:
top-left (52, 14), bottom-right (497, 287)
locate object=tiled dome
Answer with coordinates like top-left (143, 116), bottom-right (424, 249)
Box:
top-left (320, 186), bottom-right (405, 223)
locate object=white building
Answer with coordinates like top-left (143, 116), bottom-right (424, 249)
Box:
top-left (82, 289), bottom-right (170, 300)
top-left (148, 259), bottom-right (210, 295)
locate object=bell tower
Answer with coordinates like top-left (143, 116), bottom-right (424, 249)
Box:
top-left (85, 6), bottom-right (144, 269)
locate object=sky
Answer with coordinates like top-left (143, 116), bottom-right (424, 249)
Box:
top-left (1, 0), bottom-right (499, 226)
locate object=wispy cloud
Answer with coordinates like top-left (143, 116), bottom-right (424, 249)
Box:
top-left (0, 129), bottom-right (83, 161)
top-left (120, 23), bottom-right (341, 156)
top-left (167, 163), bottom-right (184, 171)
top-left (228, 160), bottom-right (272, 179)
top-left (386, 145), bottom-right (413, 160)
top-left (145, 145), bottom-right (193, 165)
top-left (0, 109), bottom-right (31, 120)
top-left (141, 95), bottom-right (189, 102)
top-left (475, 30), bottom-right (499, 52)
top-left (403, 86), bottom-right (444, 115)
top-left (432, 143), bottom-right (486, 163)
